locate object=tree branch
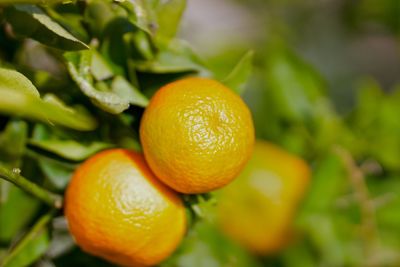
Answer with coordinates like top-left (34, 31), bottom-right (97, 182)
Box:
top-left (334, 146), bottom-right (379, 266)
top-left (0, 165), bottom-right (63, 209)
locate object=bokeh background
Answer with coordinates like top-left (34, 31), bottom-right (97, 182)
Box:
top-left (182, 0), bottom-right (400, 109)
top-left (175, 1), bottom-right (400, 266)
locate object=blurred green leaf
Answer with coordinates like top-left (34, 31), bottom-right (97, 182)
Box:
top-left (303, 215), bottom-right (346, 266)
top-left (283, 241), bottom-right (315, 267)
top-left (0, 184), bottom-right (41, 243)
top-left (0, 121), bottom-right (41, 244)
top-left (84, 0), bottom-right (116, 38)
top-left (0, 120), bottom-right (28, 166)
top-left (162, 222), bottom-right (261, 267)
top-left (29, 140), bottom-right (111, 162)
top-left (65, 51), bottom-right (130, 114)
top-left (369, 177), bottom-right (400, 231)
top-left (299, 153), bottom-right (346, 214)
top-left (125, 31), bottom-right (154, 61)
top-left (153, 0), bottom-right (186, 45)
top-left (346, 0), bottom-right (400, 35)
top-left (119, 0), bottom-right (153, 35)
top-left (0, 68), bottom-right (39, 97)
top-left (91, 50), bottom-right (114, 81)
top-left (44, 7), bottom-right (89, 44)
top-left (264, 42), bottom-right (325, 122)
top-left (0, 89), bottom-right (94, 131)
top-left (0, 68), bottom-right (97, 131)
top-left (222, 50), bottom-right (254, 95)
top-left (111, 76), bottom-right (149, 107)
top-left (99, 17), bottom-right (136, 76)
top-left (3, 232), bottom-right (49, 267)
top-left (136, 39), bottom-right (208, 74)
top-left (1, 212), bottom-right (52, 267)
top-left (349, 79), bottom-right (400, 170)
top-left (5, 5), bottom-right (88, 51)
top-left (37, 156), bottom-right (75, 190)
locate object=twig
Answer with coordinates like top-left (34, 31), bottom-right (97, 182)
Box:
top-left (334, 146), bottom-right (379, 266)
top-left (0, 165), bottom-right (63, 209)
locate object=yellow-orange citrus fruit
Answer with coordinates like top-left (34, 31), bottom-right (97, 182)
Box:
top-left (64, 149), bottom-right (186, 267)
top-left (140, 77), bottom-right (255, 194)
top-left (217, 141), bottom-right (310, 254)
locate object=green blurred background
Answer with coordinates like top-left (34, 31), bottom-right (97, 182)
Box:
top-left (181, 0), bottom-right (400, 165)
top-left (175, 1), bottom-right (400, 266)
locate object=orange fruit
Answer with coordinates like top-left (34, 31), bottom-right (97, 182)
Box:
top-left (216, 140), bottom-right (310, 254)
top-left (64, 149), bottom-right (186, 267)
top-left (140, 77), bottom-right (255, 194)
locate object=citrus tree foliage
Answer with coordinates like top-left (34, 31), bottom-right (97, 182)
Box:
top-left (0, 0), bottom-right (399, 267)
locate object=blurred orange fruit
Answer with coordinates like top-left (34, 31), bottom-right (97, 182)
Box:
top-left (217, 140), bottom-right (310, 254)
top-left (140, 77), bottom-right (255, 194)
top-left (64, 149), bottom-right (186, 267)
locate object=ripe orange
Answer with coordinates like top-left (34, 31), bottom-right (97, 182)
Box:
top-left (216, 141), bottom-right (310, 254)
top-left (64, 149), bottom-right (186, 267)
top-left (140, 77), bottom-right (255, 194)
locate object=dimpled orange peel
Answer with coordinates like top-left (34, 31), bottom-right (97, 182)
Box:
top-left (140, 77), bottom-right (255, 194)
top-left (64, 149), bottom-right (186, 267)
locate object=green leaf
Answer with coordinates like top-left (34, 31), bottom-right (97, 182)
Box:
top-left (111, 76), bottom-right (149, 107)
top-left (118, 0), bottom-right (153, 35)
top-left (100, 17), bottom-right (139, 76)
top-left (302, 215), bottom-right (346, 266)
top-left (153, 0), bottom-right (186, 45)
top-left (0, 121), bottom-right (39, 243)
top-left (264, 42), bottom-right (325, 121)
top-left (282, 241), bottom-right (315, 267)
top-left (5, 5), bottom-right (88, 51)
top-left (1, 212), bottom-right (52, 267)
top-left (124, 31), bottom-right (154, 61)
top-left (120, 0), bottom-right (186, 45)
top-left (0, 68), bottom-right (39, 97)
top-left (349, 79), bottom-right (400, 170)
top-left (369, 177), bottom-right (400, 230)
top-left (44, 7), bottom-right (89, 44)
top-left (37, 157), bottom-right (75, 190)
top-left (91, 50), bottom-right (114, 81)
top-left (0, 121), bottom-right (40, 243)
top-left (0, 68), bottom-right (97, 131)
top-left (65, 51), bottom-right (131, 114)
top-left (0, 184), bottom-right (41, 243)
top-left (83, 0), bottom-right (116, 37)
top-left (222, 51), bottom-right (254, 95)
top-left (135, 39), bottom-right (209, 74)
top-left (29, 139), bottom-right (112, 162)
top-left (0, 120), bottom-right (28, 166)
top-left (162, 222), bottom-right (261, 267)
top-left (25, 139), bottom-right (76, 190)
top-left (299, 153), bottom-right (346, 214)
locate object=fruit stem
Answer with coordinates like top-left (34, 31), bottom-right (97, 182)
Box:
top-left (0, 165), bottom-right (63, 209)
